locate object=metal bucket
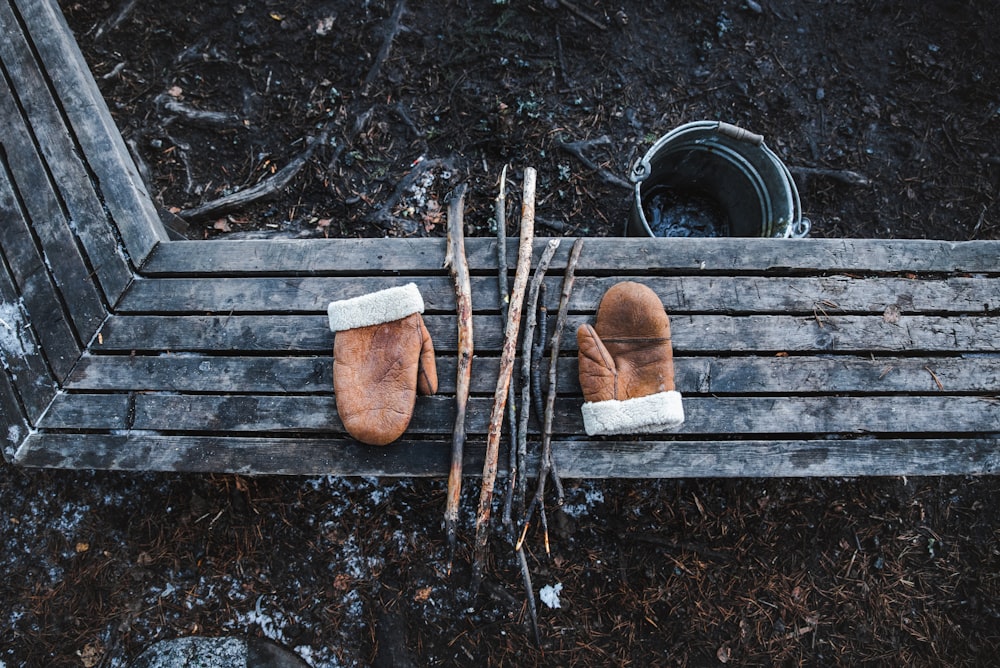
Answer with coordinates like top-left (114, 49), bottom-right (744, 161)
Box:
top-left (628, 121), bottom-right (809, 238)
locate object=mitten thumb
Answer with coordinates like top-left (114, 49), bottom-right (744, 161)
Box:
top-left (416, 314), bottom-right (437, 395)
top-left (577, 323), bottom-right (618, 403)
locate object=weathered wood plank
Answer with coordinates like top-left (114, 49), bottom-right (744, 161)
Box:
top-left (41, 393), bottom-right (1000, 436)
top-left (0, 0), bottom-right (134, 301)
top-left (94, 313), bottom-right (1000, 354)
top-left (116, 273), bottom-right (1000, 316)
top-left (15, 433), bottom-right (465, 475)
top-left (0, 251), bottom-right (59, 420)
top-left (140, 237), bottom-right (1000, 276)
top-left (12, 0), bottom-right (168, 264)
top-left (14, 433), bottom-right (1000, 478)
top-left (550, 438), bottom-right (1000, 478)
top-left (0, 71), bottom-right (107, 339)
top-left (0, 358), bottom-right (30, 462)
top-left (66, 353), bottom-right (1000, 395)
top-left (0, 156), bottom-right (81, 380)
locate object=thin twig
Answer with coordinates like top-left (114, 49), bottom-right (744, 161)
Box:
top-left (530, 287), bottom-right (548, 422)
top-left (557, 0), bottom-right (607, 31)
top-left (516, 543), bottom-right (542, 646)
top-left (497, 167), bottom-right (520, 532)
top-left (516, 240), bottom-right (561, 525)
top-left (471, 167), bottom-right (537, 594)
top-left (518, 238), bottom-right (583, 552)
top-left (544, 238), bottom-right (584, 507)
top-left (362, 0), bottom-right (407, 96)
top-left (444, 183), bottom-right (472, 575)
top-left (557, 136), bottom-right (632, 190)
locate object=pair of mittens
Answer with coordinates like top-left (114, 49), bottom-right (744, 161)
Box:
top-left (577, 281), bottom-right (684, 435)
top-left (328, 284), bottom-right (437, 445)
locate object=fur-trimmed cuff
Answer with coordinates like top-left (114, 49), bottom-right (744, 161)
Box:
top-left (580, 391), bottom-right (684, 436)
top-left (328, 283), bottom-right (425, 332)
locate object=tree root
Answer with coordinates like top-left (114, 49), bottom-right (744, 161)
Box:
top-left (558, 136), bottom-right (632, 190)
top-left (177, 127), bottom-right (329, 222)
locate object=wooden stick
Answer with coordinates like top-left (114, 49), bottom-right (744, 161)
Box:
top-left (517, 238), bottom-right (583, 552)
top-left (497, 166), bottom-right (521, 531)
top-left (471, 167), bottom-right (537, 593)
top-left (443, 183), bottom-right (472, 574)
top-left (516, 240), bottom-right (560, 513)
top-left (543, 238), bottom-right (583, 506)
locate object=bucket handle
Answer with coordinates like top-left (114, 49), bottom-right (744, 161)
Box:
top-left (717, 122), bottom-right (764, 146)
top-left (631, 121), bottom-right (766, 183)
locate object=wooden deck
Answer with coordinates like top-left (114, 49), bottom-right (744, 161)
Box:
top-left (2, 0), bottom-right (999, 477)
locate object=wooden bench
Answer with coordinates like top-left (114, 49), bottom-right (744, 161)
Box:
top-left (2, 0), bottom-right (999, 478)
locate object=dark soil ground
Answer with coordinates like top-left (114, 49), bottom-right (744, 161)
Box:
top-left (3, 1), bottom-right (1000, 666)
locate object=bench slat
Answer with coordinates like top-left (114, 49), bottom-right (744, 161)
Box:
top-left (14, 433), bottom-right (999, 478)
top-left (0, 254), bottom-right (59, 419)
top-left (94, 313), bottom-right (1000, 354)
top-left (115, 274), bottom-right (1000, 316)
top-left (0, 69), bottom-right (107, 339)
top-left (41, 393), bottom-right (1000, 437)
top-left (142, 237), bottom-right (1000, 276)
top-left (0, 158), bottom-right (81, 380)
top-left (12, 0), bottom-right (167, 264)
top-left (0, 0), bottom-right (134, 302)
top-left (67, 353), bottom-right (1000, 395)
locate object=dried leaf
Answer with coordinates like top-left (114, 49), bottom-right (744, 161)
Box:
top-left (414, 586), bottom-right (433, 602)
top-left (77, 642), bottom-right (103, 668)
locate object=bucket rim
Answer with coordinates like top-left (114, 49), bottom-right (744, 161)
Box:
top-left (629, 120), bottom-right (807, 238)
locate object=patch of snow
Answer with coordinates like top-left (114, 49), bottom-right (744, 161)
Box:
top-left (560, 481), bottom-right (606, 518)
top-left (539, 582), bottom-right (563, 609)
top-left (0, 301), bottom-right (35, 367)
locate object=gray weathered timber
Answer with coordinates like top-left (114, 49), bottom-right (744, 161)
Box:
top-left (550, 439), bottom-right (1000, 478)
top-left (92, 313), bottom-right (1000, 354)
top-left (142, 238), bottom-right (1000, 276)
top-left (13, 433), bottom-right (1000, 478)
top-left (39, 393), bottom-right (1000, 437)
top-left (11, 0), bottom-right (167, 264)
top-left (115, 273), bottom-right (1000, 316)
top-left (1, 0), bottom-right (998, 478)
top-left (66, 353), bottom-right (1000, 395)
top-left (0, 75), bottom-right (107, 338)
top-left (0, 156), bottom-right (82, 380)
top-left (0, 256), bottom-right (58, 420)
top-left (0, 0), bottom-right (134, 301)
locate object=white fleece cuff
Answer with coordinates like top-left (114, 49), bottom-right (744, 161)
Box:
top-left (581, 391), bottom-right (684, 436)
top-left (328, 283), bottom-right (425, 332)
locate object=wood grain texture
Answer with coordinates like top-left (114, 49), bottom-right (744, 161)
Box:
top-left (65, 353), bottom-right (1000, 395)
top-left (0, 0), bottom-right (134, 300)
top-left (115, 273), bottom-right (1000, 316)
top-left (141, 237), bottom-right (1000, 276)
top-left (11, 0), bottom-right (167, 264)
top-left (0, 72), bottom-right (107, 338)
top-left (93, 313), bottom-right (1000, 354)
top-left (13, 433), bottom-right (1000, 478)
top-left (39, 392), bottom-right (1000, 437)
top-left (0, 156), bottom-right (82, 380)
top-left (0, 251), bottom-right (59, 420)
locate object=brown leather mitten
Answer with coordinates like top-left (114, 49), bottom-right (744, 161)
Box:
top-left (577, 281), bottom-right (683, 435)
top-left (328, 284), bottom-right (437, 445)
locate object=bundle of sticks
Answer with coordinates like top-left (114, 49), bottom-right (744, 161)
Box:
top-left (444, 166), bottom-right (583, 642)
